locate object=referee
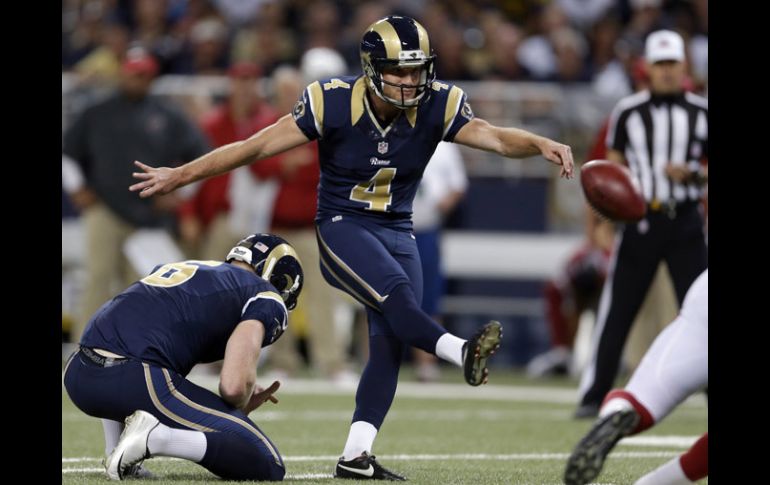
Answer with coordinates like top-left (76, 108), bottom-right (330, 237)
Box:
top-left (576, 30), bottom-right (708, 418)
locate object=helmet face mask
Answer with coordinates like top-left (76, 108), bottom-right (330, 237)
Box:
top-left (226, 234), bottom-right (304, 311)
top-left (360, 16), bottom-right (436, 109)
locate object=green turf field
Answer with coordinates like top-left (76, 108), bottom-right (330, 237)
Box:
top-left (62, 368), bottom-right (707, 484)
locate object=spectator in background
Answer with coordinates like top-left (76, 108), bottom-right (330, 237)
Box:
top-left (527, 215), bottom-right (613, 378)
top-left (411, 142), bottom-right (468, 382)
top-left (336, 2), bottom-right (389, 71)
top-left (169, 17), bottom-right (230, 75)
top-left (592, 31), bottom-right (643, 99)
top-left (551, 27), bottom-right (592, 82)
top-left (129, 0), bottom-right (184, 73)
top-left (73, 22), bottom-right (130, 85)
top-left (229, 1), bottom-right (297, 76)
top-left (62, 48), bottom-right (210, 342)
top-left (299, 0), bottom-right (342, 51)
top-left (177, 61), bottom-right (282, 260)
top-left (556, 0), bottom-right (614, 31)
top-left (260, 49), bottom-right (355, 383)
top-left (516, 3), bottom-right (570, 81)
top-left (528, 112), bottom-right (614, 378)
top-left (483, 20), bottom-right (529, 81)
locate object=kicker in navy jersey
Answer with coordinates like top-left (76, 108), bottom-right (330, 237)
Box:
top-left (292, 74), bottom-right (474, 229)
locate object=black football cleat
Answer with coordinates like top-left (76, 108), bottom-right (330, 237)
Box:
top-left (462, 321), bottom-right (503, 386)
top-left (334, 452), bottom-right (406, 481)
top-left (563, 409), bottom-right (640, 485)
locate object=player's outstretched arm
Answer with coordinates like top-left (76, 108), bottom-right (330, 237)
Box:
top-left (130, 114), bottom-right (310, 197)
top-left (453, 118), bottom-right (574, 179)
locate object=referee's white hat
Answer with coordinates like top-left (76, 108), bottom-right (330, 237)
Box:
top-left (645, 30), bottom-right (685, 64)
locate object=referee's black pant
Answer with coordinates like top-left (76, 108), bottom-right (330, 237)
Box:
top-left (578, 201), bottom-right (707, 410)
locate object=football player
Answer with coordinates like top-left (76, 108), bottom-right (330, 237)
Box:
top-left (63, 234), bottom-right (302, 481)
top-left (564, 269), bottom-right (708, 485)
top-left (130, 15), bottom-right (574, 480)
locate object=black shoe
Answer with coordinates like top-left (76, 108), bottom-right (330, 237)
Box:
top-left (463, 321), bottom-right (503, 386)
top-left (563, 409), bottom-right (640, 485)
top-left (123, 463), bottom-right (154, 479)
top-left (334, 452), bottom-right (406, 481)
top-left (573, 403), bottom-right (600, 419)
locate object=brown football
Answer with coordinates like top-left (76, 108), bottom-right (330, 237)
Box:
top-left (580, 160), bottom-right (646, 222)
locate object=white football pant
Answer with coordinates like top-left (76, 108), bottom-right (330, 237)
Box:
top-left (625, 269), bottom-right (708, 421)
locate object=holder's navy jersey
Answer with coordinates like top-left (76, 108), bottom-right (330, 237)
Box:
top-left (292, 76), bottom-right (474, 230)
top-left (80, 261), bottom-right (288, 376)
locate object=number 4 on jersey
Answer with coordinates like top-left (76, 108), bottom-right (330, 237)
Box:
top-left (349, 168), bottom-right (397, 212)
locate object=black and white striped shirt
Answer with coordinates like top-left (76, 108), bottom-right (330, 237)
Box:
top-left (605, 90), bottom-right (708, 204)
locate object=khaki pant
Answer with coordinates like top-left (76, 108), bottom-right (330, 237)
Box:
top-left (74, 204), bottom-right (140, 342)
top-left (267, 227), bottom-right (349, 377)
top-left (623, 263), bottom-right (679, 370)
top-left (197, 213), bottom-right (241, 261)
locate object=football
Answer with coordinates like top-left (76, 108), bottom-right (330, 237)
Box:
top-left (580, 160), bottom-right (646, 222)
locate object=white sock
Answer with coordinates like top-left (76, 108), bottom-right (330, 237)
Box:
top-left (102, 419), bottom-right (124, 456)
top-left (599, 397), bottom-right (634, 418)
top-left (435, 333), bottom-right (466, 367)
top-left (634, 456), bottom-right (692, 485)
top-left (147, 422), bottom-right (207, 462)
top-left (341, 421), bottom-right (378, 461)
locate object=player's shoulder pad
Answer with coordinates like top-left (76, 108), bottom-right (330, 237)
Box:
top-left (302, 75), bottom-right (360, 135)
top-left (429, 79), bottom-right (473, 137)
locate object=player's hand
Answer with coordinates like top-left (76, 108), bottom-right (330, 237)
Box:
top-left (243, 380), bottom-right (281, 414)
top-left (540, 140), bottom-right (574, 179)
top-left (129, 161), bottom-right (181, 198)
top-left (69, 187), bottom-right (99, 210)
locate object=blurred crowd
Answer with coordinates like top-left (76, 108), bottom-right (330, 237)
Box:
top-left (63, 0), bottom-right (708, 97)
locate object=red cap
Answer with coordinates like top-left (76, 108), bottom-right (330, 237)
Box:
top-left (631, 57), bottom-right (648, 84)
top-left (122, 49), bottom-right (159, 76)
top-left (228, 62), bottom-right (262, 79)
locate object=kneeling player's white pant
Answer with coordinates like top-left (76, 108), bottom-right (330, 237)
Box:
top-left (626, 270), bottom-right (708, 422)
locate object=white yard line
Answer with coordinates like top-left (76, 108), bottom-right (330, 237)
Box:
top-left (63, 450), bottom-right (682, 465)
top-left (619, 435), bottom-right (699, 448)
top-left (286, 473), bottom-right (334, 479)
top-left (181, 374), bottom-right (707, 408)
top-left (62, 408), bottom-right (581, 423)
top-left (62, 468), bottom-right (103, 473)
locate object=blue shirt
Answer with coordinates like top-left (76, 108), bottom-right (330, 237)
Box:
top-left (292, 75), bottom-right (474, 230)
top-left (80, 261), bottom-right (288, 376)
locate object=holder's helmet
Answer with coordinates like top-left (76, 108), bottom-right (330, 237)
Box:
top-left (360, 15), bottom-right (436, 108)
top-left (226, 234), bottom-right (304, 311)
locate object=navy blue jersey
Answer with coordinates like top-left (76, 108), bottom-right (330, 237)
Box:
top-left (292, 75), bottom-right (474, 230)
top-left (80, 261), bottom-right (288, 376)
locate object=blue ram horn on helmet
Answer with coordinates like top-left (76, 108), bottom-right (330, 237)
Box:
top-left (360, 15), bottom-right (436, 109)
top-left (226, 234), bottom-right (304, 311)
